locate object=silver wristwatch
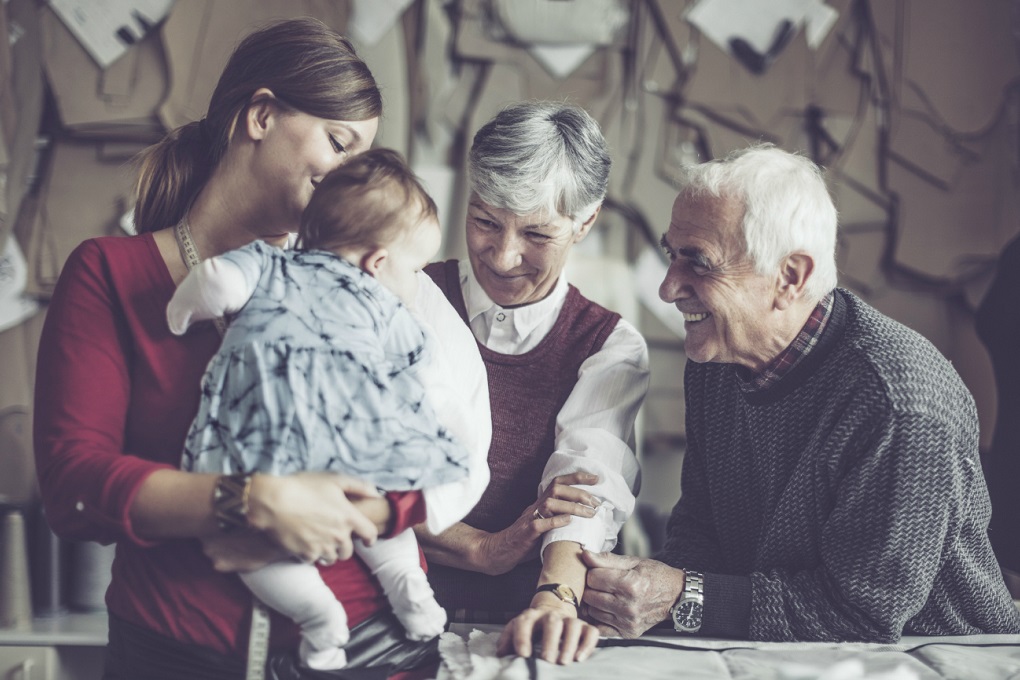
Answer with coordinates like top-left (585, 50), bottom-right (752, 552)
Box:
top-left (669, 570), bottom-right (704, 633)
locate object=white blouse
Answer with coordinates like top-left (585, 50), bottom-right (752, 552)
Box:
top-left (457, 260), bottom-right (649, 557)
top-left (413, 271), bottom-right (493, 534)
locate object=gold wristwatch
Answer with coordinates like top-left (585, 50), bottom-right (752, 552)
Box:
top-left (534, 583), bottom-right (579, 608)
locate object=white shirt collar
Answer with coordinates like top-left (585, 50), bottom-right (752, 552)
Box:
top-left (459, 259), bottom-right (570, 352)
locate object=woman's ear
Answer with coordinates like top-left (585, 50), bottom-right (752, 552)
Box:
top-left (360, 248), bottom-right (389, 277)
top-left (244, 87), bottom-right (278, 142)
top-left (774, 252), bottom-right (814, 310)
top-left (573, 204), bottom-right (602, 243)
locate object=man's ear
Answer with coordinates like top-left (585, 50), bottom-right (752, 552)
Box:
top-left (360, 248), bottom-right (388, 277)
top-left (244, 87), bottom-right (278, 142)
top-left (573, 204), bottom-right (602, 243)
top-left (775, 252), bottom-right (814, 310)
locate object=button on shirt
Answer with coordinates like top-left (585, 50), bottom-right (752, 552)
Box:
top-left (458, 260), bottom-right (649, 556)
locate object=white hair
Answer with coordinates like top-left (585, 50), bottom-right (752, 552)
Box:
top-left (678, 143), bottom-right (838, 302)
top-left (469, 101), bottom-right (610, 228)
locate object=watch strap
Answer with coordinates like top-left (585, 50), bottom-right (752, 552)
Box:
top-left (683, 571), bottom-right (705, 600)
top-left (670, 569), bottom-right (705, 633)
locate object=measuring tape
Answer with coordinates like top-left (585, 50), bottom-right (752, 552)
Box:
top-left (174, 217), bottom-right (268, 678)
top-left (173, 218), bottom-right (228, 336)
top-left (246, 600), bottom-right (271, 680)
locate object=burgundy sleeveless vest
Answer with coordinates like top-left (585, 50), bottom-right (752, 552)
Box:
top-left (424, 260), bottom-right (620, 615)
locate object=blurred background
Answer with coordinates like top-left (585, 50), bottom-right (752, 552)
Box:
top-left (0, 0), bottom-right (1016, 637)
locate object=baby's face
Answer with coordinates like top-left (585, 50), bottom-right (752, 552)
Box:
top-left (376, 212), bottom-right (441, 306)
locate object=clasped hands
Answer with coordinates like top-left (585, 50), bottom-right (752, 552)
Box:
top-left (201, 471), bottom-right (383, 572)
top-left (497, 551), bottom-right (685, 666)
top-left (580, 551), bottom-right (685, 639)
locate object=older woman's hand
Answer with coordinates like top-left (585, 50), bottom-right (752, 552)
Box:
top-left (531, 471), bottom-right (602, 524)
top-left (245, 472), bottom-right (381, 564)
top-left (497, 598), bottom-right (599, 664)
top-left (477, 472), bottom-right (601, 575)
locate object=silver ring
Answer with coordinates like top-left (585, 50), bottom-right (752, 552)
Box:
top-left (316, 557), bottom-right (333, 566)
top-left (533, 508), bottom-right (546, 520)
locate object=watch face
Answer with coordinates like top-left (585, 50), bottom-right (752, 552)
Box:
top-left (673, 600), bottom-right (703, 631)
top-left (554, 585), bottom-right (578, 606)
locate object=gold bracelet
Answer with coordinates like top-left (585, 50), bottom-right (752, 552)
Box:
top-left (213, 473), bottom-right (253, 532)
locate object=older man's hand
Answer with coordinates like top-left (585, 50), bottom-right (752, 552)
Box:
top-left (580, 551), bottom-right (685, 638)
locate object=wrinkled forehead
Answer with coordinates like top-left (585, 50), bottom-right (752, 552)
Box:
top-left (669, 192), bottom-right (748, 252)
top-left (672, 191), bottom-right (743, 229)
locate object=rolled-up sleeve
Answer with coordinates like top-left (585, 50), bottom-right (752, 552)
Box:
top-left (34, 241), bottom-right (171, 547)
top-left (539, 318), bottom-right (649, 556)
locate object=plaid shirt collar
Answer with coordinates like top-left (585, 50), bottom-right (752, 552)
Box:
top-left (741, 292), bottom-right (835, 392)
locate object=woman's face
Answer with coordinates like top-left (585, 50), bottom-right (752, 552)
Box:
top-left (250, 104), bottom-right (378, 235)
top-left (465, 194), bottom-right (594, 308)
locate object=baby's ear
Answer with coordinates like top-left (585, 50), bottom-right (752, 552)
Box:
top-left (360, 248), bottom-right (388, 277)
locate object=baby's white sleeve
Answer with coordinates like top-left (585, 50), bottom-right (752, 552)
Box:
top-left (412, 272), bottom-right (492, 534)
top-left (166, 256), bottom-right (255, 335)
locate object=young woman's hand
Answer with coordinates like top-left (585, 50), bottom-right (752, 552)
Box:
top-left (246, 472), bottom-right (381, 564)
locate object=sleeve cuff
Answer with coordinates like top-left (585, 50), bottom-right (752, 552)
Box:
top-left (539, 509), bottom-right (611, 560)
top-left (701, 572), bottom-right (752, 638)
top-left (384, 491), bottom-right (427, 537)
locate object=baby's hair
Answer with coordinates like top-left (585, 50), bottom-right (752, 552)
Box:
top-left (298, 148), bottom-right (437, 253)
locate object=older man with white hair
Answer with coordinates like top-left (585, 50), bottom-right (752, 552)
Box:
top-left (581, 144), bottom-right (1020, 642)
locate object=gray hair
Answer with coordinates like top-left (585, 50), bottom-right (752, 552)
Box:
top-left (678, 143), bottom-right (838, 302)
top-left (469, 101), bottom-right (610, 227)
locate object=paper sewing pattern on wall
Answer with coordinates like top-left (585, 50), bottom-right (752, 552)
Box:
top-left (47, 0), bottom-right (175, 68)
top-left (686, 0), bottom-right (838, 74)
top-left (486, 0), bottom-right (630, 78)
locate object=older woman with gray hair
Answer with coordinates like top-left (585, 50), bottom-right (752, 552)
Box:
top-left (419, 102), bottom-right (650, 664)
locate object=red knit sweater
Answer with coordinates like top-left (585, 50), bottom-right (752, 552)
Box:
top-left (34, 235), bottom-right (425, 658)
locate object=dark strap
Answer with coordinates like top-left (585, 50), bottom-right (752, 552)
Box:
top-left (103, 611), bottom-right (438, 680)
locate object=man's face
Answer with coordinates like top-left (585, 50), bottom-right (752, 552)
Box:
top-left (658, 193), bottom-right (780, 371)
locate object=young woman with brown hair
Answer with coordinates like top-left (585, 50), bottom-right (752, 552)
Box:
top-left (34, 18), bottom-right (445, 679)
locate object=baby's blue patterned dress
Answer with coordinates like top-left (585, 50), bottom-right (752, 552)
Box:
top-left (181, 241), bottom-right (469, 491)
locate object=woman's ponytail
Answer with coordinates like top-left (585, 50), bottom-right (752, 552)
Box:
top-left (132, 120), bottom-right (212, 233)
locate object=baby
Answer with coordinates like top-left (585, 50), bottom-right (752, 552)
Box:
top-left (167, 149), bottom-right (473, 670)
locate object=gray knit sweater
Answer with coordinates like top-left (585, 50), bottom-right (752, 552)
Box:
top-left (660, 289), bottom-right (1020, 642)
